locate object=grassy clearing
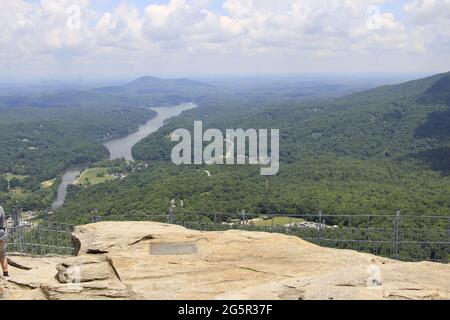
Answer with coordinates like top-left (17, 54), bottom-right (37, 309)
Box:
top-left (41, 179), bottom-right (56, 188)
top-left (10, 188), bottom-right (31, 199)
top-left (3, 173), bottom-right (29, 181)
top-left (250, 216), bottom-right (306, 227)
top-left (75, 167), bottom-right (117, 186)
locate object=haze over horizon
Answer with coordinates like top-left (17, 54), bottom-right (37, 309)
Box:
top-left (1, 0), bottom-right (449, 80)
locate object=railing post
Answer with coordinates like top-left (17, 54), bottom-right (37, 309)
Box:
top-left (13, 206), bottom-right (24, 253)
top-left (447, 217), bottom-right (450, 264)
top-left (39, 224), bottom-right (43, 256)
top-left (318, 211), bottom-right (323, 246)
top-left (393, 210), bottom-right (401, 260)
top-left (168, 207), bottom-right (174, 224)
top-left (289, 216), bottom-right (292, 234)
top-left (271, 213), bottom-right (275, 230)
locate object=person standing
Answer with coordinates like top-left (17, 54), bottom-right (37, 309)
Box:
top-left (0, 205), bottom-right (9, 281)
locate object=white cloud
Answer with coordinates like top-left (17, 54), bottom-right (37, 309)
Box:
top-left (404, 0), bottom-right (450, 24)
top-left (94, 3), bottom-right (146, 50)
top-left (403, 0), bottom-right (450, 53)
top-left (0, 0), bottom-right (448, 76)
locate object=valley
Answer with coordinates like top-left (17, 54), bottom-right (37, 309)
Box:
top-left (36, 73), bottom-right (447, 228)
top-left (2, 0), bottom-right (449, 303)
top-left (51, 103), bottom-right (197, 209)
top-left (1, 73), bottom-right (449, 228)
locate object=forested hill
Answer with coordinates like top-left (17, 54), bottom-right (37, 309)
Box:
top-left (418, 73), bottom-right (450, 106)
top-left (94, 76), bottom-right (212, 95)
top-left (337, 72), bottom-right (447, 106)
top-left (0, 105), bottom-right (156, 211)
top-left (132, 71), bottom-right (450, 167)
top-left (0, 76), bottom-right (215, 109)
top-left (58, 72), bottom-right (450, 223)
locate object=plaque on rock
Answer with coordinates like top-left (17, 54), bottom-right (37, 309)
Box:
top-left (150, 242), bottom-right (198, 255)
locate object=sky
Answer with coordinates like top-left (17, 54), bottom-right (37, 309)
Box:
top-left (1, 0), bottom-right (449, 80)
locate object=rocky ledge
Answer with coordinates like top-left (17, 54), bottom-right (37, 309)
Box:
top-left (1, 221), bottom-right (449, 300)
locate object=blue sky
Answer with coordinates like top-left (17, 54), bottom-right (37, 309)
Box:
top-left (382, 0), bottom-right (406, 20)
top-left (90, 0), bottom-right (227, 14)
top-left (88, 0), bottom-right (407, 19)
top-left (106, 1), bottom-right (404, 18)
top-left (18, 0), bottom-right (411, 24)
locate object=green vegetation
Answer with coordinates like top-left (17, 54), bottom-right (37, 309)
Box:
top-left (249, 216), bottom-right (306, 227)
top-left (0, 104), bottom-right (156, 211)
top-left (1, 72), bottom-right (449, 235)
top-left (3, 173), bottom-right (29, 181)
top-left (76, 168), bottom-right (117, 187)
top-left (55, 72), bottom-right (450, 224)
top-left (40, 179), bottom-right (56, 189)
top-left (56, 157), bottom-right (450, 225)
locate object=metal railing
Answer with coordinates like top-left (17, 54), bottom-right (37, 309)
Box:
top-left (182, 211), bottom-right (450, 263)
top-left (5, 213), bottom-right (75, 256)
top-left (4, 209), bottom-right (449, 263)
top-left (95, 209), bottom-right (449, 263)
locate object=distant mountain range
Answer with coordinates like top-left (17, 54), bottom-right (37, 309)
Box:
top-left (0, 76), bottom-right (215, 108)
top-left (1, 74), bottom-right (418, 109)
top-left (94, 76), bottom-right (213, 95)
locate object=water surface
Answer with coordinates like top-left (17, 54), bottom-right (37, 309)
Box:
top-left (51, 103), bottom-right (197, 209)
top-left (104, 103), bottom-right (196, 160)
top-left (51, 166), bottom-right (85, 210)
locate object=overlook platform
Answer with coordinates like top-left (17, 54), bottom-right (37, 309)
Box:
top-left (1, 221), bottom-right (449, 300)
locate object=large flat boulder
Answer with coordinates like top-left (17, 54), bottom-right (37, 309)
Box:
top-left (2, 221), bottom-right (449, 300)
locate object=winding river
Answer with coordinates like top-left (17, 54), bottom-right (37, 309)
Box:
top-left (51, 103), bottom-right (197, 209)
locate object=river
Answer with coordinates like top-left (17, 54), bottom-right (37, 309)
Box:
top-left (51, 103), bottom-right (197, 210)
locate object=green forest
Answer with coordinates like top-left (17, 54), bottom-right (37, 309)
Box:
top-left (51, 72), bottom-right (450, 224)
top-left (0, 105), bottom-right (156, 211)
